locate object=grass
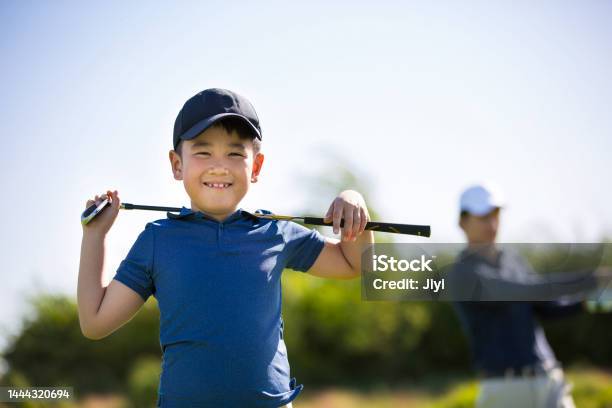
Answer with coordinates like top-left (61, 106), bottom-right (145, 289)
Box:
top-left (284, 366), bottom-right (612, 408)
top-left (2, 366), bottom-right (610, 408)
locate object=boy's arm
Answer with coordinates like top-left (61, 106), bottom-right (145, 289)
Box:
top-left (307, 190), bottom-right (374, 279)
top-left (308, 234), bottom-right (374, 279)
top-left (78, 191), bottom-right (145, 340)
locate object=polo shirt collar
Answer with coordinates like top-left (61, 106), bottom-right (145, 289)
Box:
top-left (167, 206), bottom-right (261, 224)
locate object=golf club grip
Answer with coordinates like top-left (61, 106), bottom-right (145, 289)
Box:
top-left (302, 217), bottom-right (431, 237)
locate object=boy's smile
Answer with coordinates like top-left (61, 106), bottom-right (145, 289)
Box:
top-left (169, 125), bottom-right (264, 222)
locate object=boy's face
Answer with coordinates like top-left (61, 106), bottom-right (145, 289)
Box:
top-left (459, 207), bottom-right (500, 245)
top-left (169, 125), bottom-right (264, 221)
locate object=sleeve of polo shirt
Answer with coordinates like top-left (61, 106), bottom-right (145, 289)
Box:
top-left (112, 223), bottom-right (155, 301)
top-left (471, 251), bottom-right (597, 301)
top-left (283, 221), bottom-right (326, 272)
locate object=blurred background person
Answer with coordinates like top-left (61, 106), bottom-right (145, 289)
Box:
top-left (448, 183), bottom-right (604, 408)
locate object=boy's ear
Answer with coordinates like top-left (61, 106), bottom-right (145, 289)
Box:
top-left (250, 153), bottom-right (265, 183)
top-left (169, 150), bottom-right (183, 181)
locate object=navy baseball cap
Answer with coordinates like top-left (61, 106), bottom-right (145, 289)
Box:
top-left (173, 88), bottom-right (262, 150)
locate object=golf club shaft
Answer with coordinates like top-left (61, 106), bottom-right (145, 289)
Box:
top-left (119, 202), bottom-right (431, 237)
top-left (121, 203), bottom-right (182, 212)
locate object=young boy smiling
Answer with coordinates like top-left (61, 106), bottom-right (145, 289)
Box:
top-left (78, 88), bottom-right (374, 407)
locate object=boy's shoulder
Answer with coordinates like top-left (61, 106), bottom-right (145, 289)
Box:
top-left (141, 208), bottom-right (311, 239)
top-left (143, 208), bottom-right (280, 229)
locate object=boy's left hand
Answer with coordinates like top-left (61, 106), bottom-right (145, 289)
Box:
top-left (324, 190), bottom-right (370, 242)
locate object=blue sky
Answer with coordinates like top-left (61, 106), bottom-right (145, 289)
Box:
top-left (1, 1), bottom-right (611, 353)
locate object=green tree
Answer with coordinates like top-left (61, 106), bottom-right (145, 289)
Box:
top-left (1, 294), bottom-right (161, 397)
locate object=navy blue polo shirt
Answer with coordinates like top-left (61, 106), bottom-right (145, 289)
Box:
top-left (112, 206), bottom-right (326, 407)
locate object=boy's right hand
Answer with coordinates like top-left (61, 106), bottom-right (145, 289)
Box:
top-left (83, 190), bottom-right (120, 236)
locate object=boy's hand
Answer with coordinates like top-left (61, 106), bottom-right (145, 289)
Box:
top-left (324, 190), bottom-right (370, 242)
top-left (82, 190), bottom-right (120, 236)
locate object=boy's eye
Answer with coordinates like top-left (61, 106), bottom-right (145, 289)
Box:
top-left (195, 152), bottom-right (210, 156)
top-left (229, 152), bottom-right (246, 157)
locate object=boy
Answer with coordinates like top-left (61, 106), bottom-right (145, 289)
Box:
top-left (78, 88), bottom-right (374, 407)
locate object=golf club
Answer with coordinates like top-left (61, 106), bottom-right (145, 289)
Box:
top-left (81, 198), bottom-right (431, 237)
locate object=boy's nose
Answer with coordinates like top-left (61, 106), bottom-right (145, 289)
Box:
top-left (206, 164), bottom-right (230, 175)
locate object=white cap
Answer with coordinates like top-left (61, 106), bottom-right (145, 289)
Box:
top-left (459, 183), bottom-right (505, 216)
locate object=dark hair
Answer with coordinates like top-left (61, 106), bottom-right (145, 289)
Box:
top-left (459, 210), bottom-right (471, 222)
top-left (174, 117), bottom-right (262, 158)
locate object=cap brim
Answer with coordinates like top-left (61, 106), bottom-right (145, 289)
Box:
top-left (464, 204), bottom-right (503, 216)
top-left (178, 112), bottom-right (262, 143)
